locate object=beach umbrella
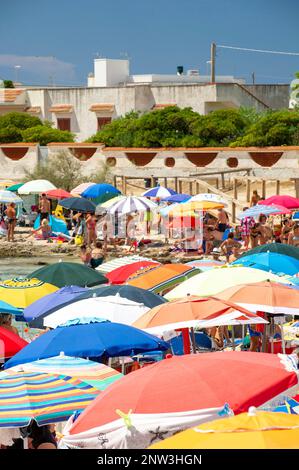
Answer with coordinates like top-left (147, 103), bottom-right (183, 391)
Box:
top-left (0, 300), bottom-right (23, 316)
top-left (106, 261), bottom-right (160, 285)
top-left (96, 255), bottom-right (158, 274)
top-left (274, 397), bottom-right (299, 414)
top-left (18, 179), bottom-right (56, 195)
top-left (127, 264), bottom-right (200, 294)
top-left (133, 296), bottom-right (268, 335)
top-left (45, 188), bottom-right (73, 199)
top-left (165, 267), bottom-right (291, 300)
top-left (238, 204), bottom-right (290, 219)
top-left (185, 259), bottom-right (224, 271)
top-left (0, 278), bottom-right (58, 308)
top-left (42, 295), bottom-right (150, 329)
top-left (0, 190), bottom-right (23, 204)
top-left (259, 195), bottom-right (299, 209)
top-left (100, 195), bottom-right (126, 208)
top-left (23, 285), bottom-right (88, 324)
top-left (232, 252), bottom-right (299, 276)
top-left (58, 197), bottom-right (96, 213)
top-left (0, 327), bottom-right (28, 360)
top-left (216, 280), bottom-right (299, 315)
top-left (238, 243), bottom-right (299, 261)
top-left (94, 205), bottom-right (107, 216)
top-left (150, 409), bottom-right (299, 449)
top-left (0, 371), bottom-right (99, 427)
top-left (60, 352), bottom-right (299, 449)
top-left (108, 196), bottom-right (157, 215)
top-left (71, 182), bottom-right (96, 196)
top-left (0, 180), bottom-right (17, 189)
top-left (142, 186), bottom-right (177, 199)
top-left (162, 193), bottom-right (190, 203)
top-left (190, 193), bottom-right (227, 205)
top-left (168, 200), bottom-right (224, 217)
top-left (81, 183), bottom-right (121, 203)
top-left (29, 261), bottom-right (107, 289)
top-left (29, 286), bottom-right (167, 325)
top-left (4, 353), bottom-right (123, 391)
top-left (4, 320), bottom-right (170, 368)
top-left (6, 183), bottom-right (24, 192)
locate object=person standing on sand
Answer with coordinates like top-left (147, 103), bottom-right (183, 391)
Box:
top-left (250, 190), bottom-right (261, 207)
top-left (39, 194), bottom-right (50, 221)
top-left (5, 202), bottom-right (16, 242)
top-left (86, 213), bottom-right (97, 246)
top-left (240, 207), bottom-right (255, 251)
top-left (216, 208), bottom-right (229, 233)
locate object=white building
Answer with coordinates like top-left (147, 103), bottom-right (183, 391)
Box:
top-left (0, 58), bottom-right (290, 141)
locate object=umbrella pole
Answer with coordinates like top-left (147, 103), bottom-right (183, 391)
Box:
top-left (281, 320), bottom-right (286, 354)
top-left (191, 327), bottom-right (197, 354)
top-left (121, 357), bottom-right (125, 375)
top-left (231, 326), bottom-right (235, 350)
top-left (242, 325), bottom-right (244, 340)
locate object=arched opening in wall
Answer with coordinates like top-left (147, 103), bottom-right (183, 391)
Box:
top-left (226, 157), bottom-right (238, 168)
top-left (125, 152), bottom-right (157, 166)
top-left (249, 152), bottom-right (283, 167)
top-left (106, 157), bottom-right (116, 167)
top-left (165, 157), bottom-right (175, 167)
top-left (184, 152), bottom-right (218, 166)
top-left (2, 147), bottom-right (29, 160)
top-left (69, 148), bottom-right (97, 161)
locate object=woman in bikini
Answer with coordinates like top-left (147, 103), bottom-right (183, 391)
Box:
top-left (86, 213), bottom-right (97, 246)
top-left (250, 223), bottom-right (262, 249)
top-left (5, 203), bottom-right (16, 242)
top-left (281, 218), bottom-right (292, 244)
top-left (288, 224), bottom-right (299, 247)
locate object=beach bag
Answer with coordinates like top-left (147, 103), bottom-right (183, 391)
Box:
top-left (75, 234), bottom-right (84, 246)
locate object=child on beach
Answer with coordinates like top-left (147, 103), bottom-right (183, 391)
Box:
top-left (220, 232), bottom-right (242, 262)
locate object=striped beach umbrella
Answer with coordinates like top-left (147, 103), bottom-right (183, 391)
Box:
top-left (5, 354), bottom-right (123, 391)
top-left (108, 196), bottom-right (157, 215)
top-left (0, 190), bottom-right (23, 204)
top-left (0, 371), bottom-right (100, 427)
top-left (142, 186), bottom-right (177, 199)
top-left (96, 255), bottom-right (156, 274)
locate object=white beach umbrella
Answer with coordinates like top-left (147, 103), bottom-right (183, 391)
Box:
top-left (43, 294), bottom-right (150, 329)
top-left (190, 193), bottom-right (227, 205)
top-left (18, 179), bottom-right (56, 195)
top-left (0, 190), bottom-right (23, 204)
top-left (108, 196), bottom-right (157, 215)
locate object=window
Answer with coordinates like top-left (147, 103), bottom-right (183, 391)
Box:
top-left (57, 118), bottom-right (71, 131)
top-left (97, 117), bottom-right (111, 130)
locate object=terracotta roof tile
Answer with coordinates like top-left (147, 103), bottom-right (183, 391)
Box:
top-left (49, 104), bottom-right (73, 113)
top-left (89, 103), bottom-right (115, 112)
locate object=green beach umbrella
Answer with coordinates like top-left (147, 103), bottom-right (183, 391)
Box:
top-left (29, 261), bottom-right (107, 288)
top-left (7, 183), bottom-right (24, 192)
top-left (238, 243), bottom-right (299, 261)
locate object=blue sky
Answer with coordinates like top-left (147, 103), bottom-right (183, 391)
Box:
top-left (0, 0), bottom-right (298, 86)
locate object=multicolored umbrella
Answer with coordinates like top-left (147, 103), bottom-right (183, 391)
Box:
top-left (4, 320), bottom-right (170, 369)
top-left (61, 352), bottom-right (299, 449)
top-left (238, 204), bottom-right (290, 219)
top-left (18, 179), bottom-right (56, 195)
top-left (6, 183), bottom-right (24, 192)
top-left (150, 409), bottom-right (299, 449)
top-left (108, 196), bottom-right (157, 215)
top-left (58, 197), bottom-right (96, 213)
top-left (142, 186), bottom-right (177, 199)
top-left (238, 243), bottom-right (299, 261)
top-left (232, 252), bottom-right (299, 276)
top-left (45, 189), bottom-right (73, 199)
top-left (100, 195), bottom-right (125, 208)
top-left (96, 255), bottom-right (156, 274)
top-left (29, 261), bottom-right (107, 289)
top-left (165, 266), bottom-right (291, 300)
top-left (168, 200), bottom-right (224, 217)
top-left (71, 182), bottom-right (95, 196)
top-left (0, 327), bottom-right (28, 360)
top-left (42, 295), bottom-right (151, 329)
top-left (133, 296), bottom-right (268, 334)
top-left (128, 264), bottom-right (200, 294)
top-left (0, 190), bottom-right (23, 204)
top-left (23, 285), bottom-right (88, 325)
top-left (259, 195), bottom-right (299, 209)
top-left (190, 193), bottom-right (227, 205)
top-left (216, 280), bottom-right (299, 315)
top-left (5, 354), bottom-right (123, 391)
top-left (0, 278), bottom-right (58, 308)
top-left (0, 371), bottom-right (100, 427)
top-left (81, 183), bottom-right (121, 203)
top-left (186, 259), bottom-right (224, 271)
top-left (106, 261), bottom-right (160, 285)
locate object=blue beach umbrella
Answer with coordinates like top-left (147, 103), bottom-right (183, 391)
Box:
top-left (142, 186), bottom-right (177, 198)
top-left (163, 193), bottom-right (191, 203)
top-left (59, 197), bottom-right (96, 213)
top-left (238, 204), bottom-right (288, 220)
top-left (23, 285), bottom-right (88, 324)
top-left (0, 300), bottom-right (23, 316)
top-left (4, 320), bottom-right (170, 369)
top-left (231, 252), bottom-right (299, 276)
top-left (81, 183), bottom-right (121, 204)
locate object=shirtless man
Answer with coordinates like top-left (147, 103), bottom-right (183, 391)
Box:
top-left (39, 193), bottom-right (51, 221)
top-left (5, 202), bottom-right (16, 242)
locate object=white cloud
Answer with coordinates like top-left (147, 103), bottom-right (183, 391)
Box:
top-left (0, 54), bottom-right (76, 83)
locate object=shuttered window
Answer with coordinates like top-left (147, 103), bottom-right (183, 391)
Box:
top-left (57, 118), bottom-right (71, 131)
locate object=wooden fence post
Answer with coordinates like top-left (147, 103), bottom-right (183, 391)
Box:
top-left (261, 179), bottom-right (266, 199)
top-left (276, 180), bottom-right (280, 195)
top-left (232, 201), bottom-right (236, 223)
top-left (246, 179), bottom-right (251, 203)
top-left (221, 172), bottom-right (225, 189)
top-left (233, 178), bottom-right (238, 200)
top-left (122, 176), bottom-right (127, 194)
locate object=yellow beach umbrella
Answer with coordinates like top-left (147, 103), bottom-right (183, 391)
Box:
top-left (165, 266), bottom-right (292, 301)
top-left (169, 200), bottom-right (224, 217)
top-left (0, 278), bottom-right (58, 308)
top-left (150, 409), bottom-right (299, 449)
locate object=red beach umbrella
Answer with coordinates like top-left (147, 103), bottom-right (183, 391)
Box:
top-left (106, 261), bottom-right (160, 285)
top-left (45, 189), bottom-right (73, 199)
top-left (0, 327), bottom-right (28, 360)
top-left (259, 195), bottom-right (299, 209)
